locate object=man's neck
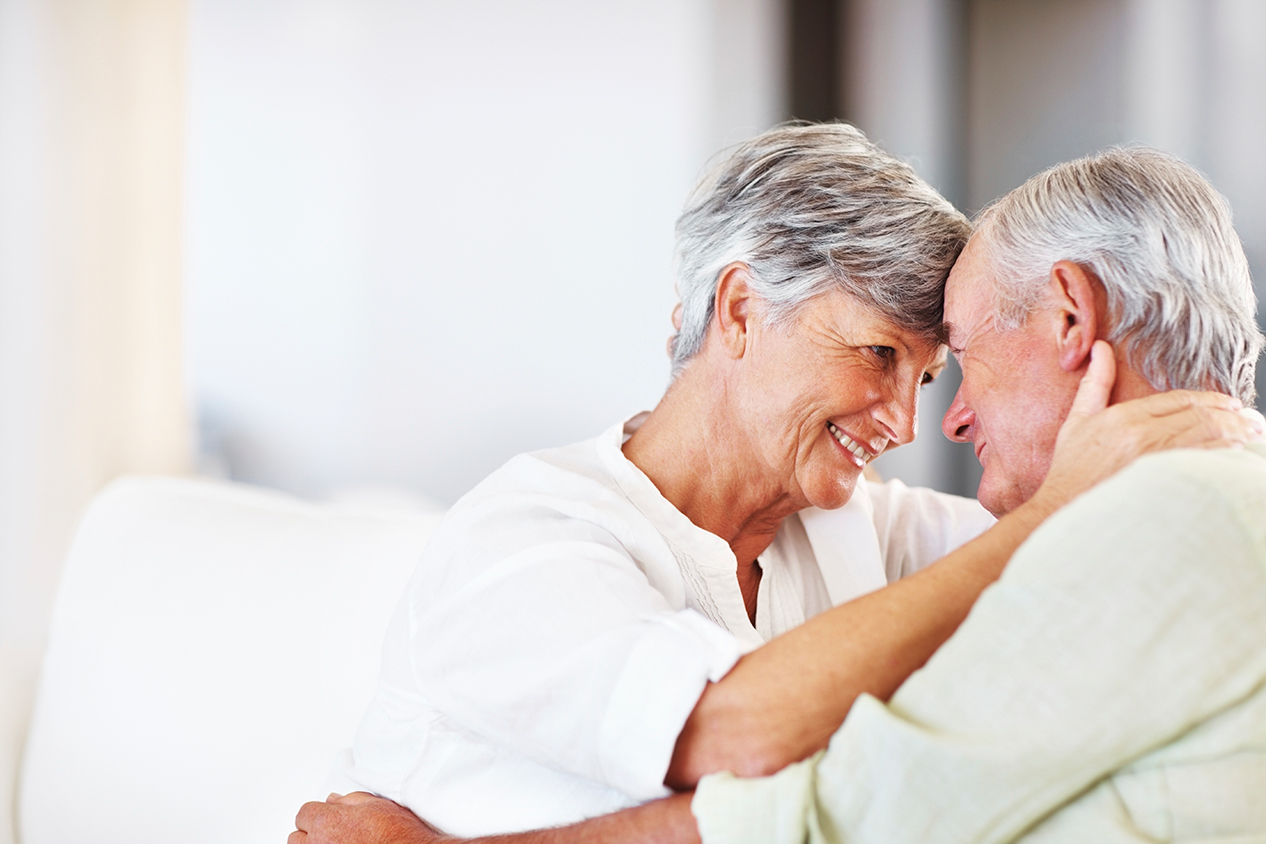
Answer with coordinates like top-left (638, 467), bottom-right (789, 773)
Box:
top-left (1108, 356), bottom-right (1158, 404)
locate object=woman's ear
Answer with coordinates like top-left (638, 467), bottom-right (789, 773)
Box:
top-left (1049, 260), bottom-right (1106, 373)
top-left (714, 262), bottom-right (754, 359)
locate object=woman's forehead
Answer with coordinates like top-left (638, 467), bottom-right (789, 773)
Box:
top-left (799, 288), bottom-right (945, 352)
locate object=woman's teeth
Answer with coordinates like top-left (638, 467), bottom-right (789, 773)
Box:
top-left (826, 421), bottom-right (870, 463)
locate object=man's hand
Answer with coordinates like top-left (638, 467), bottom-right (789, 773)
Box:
top-left (290, 792), bottom-right (449, 844)
top-left (1036, 340), bottom-right (1265, 514)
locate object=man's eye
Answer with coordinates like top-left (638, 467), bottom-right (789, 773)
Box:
top-left (869, 345), bottom-right (895, 362)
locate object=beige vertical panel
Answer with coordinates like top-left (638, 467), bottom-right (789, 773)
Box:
top-left (843, 0), bottom-right (964, 201)
top-left (51, 0), bottom-right (191, 501)
top-left (0, 3), bottom-right (189, 841)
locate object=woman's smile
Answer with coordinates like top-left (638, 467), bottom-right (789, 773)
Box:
top-left (826, 420), bottom-right (879, 467)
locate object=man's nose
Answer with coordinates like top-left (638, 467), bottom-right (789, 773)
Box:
top-left (941, 386), bottom-right (974, 443)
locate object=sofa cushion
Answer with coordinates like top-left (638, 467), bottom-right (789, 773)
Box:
top-left (19, 476), bottom-right (441, 844)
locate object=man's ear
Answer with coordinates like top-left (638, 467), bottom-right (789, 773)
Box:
top-left (1049, 260), bottom-right (1106, 373)
top-left (714, 262), bottom-right (754, 360)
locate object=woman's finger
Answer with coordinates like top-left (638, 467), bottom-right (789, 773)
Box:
top-left (1067, 340), bottom-right (1116, 418)
top-left (1110, 388), bottom-right (1243, 421)
top-left (1240, 407), bottom-right (1266, 436)
top-left (1124, 404), bottom-right (1261, 451)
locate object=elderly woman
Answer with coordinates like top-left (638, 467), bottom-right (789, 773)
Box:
top-left (306, 124), bottom-right (1244, 842)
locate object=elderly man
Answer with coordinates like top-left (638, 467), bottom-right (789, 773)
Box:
top-left (295, 146), bottom-right (1266, 843)
top-left (686, 147), bottom-right (1266, 843)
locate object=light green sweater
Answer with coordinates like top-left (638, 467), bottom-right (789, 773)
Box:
top-left (694, 444), bottom-right (1266, 844)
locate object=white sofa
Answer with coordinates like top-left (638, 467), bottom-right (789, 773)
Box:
top-left (7, 476), bottom-right (445, 844)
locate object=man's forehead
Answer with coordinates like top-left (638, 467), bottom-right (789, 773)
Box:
top-left (941, 242), bottom-right (995, 351)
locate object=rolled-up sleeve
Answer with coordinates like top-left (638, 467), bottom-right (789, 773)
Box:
top-left (695, 448), bottom-right (1266, 843)
top-left (406, 496), bottom-right (741, 800)
top-left (598, 609), bottom-right (741, 796)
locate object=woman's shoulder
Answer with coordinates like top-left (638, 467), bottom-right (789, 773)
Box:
top-left (864, 476), bottom-right (991, 526)
top-left (858, 478), bottom-right (993, 583)
top-left (405, 426), bottom-right (688, 612)
top-left (449, 430), bottom-right (627, 517)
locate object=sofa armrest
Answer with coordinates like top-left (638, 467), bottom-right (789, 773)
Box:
top-left (0, 641), bottom-right (41, 844)
top-left (19, 475), bottom-right (441, 844)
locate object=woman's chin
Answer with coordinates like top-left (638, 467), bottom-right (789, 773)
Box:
top-left (803, 473), bottom-right (860, 511)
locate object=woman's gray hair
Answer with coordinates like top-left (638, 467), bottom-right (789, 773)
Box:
top-left (670, 122), bottom-right (970, 376)
top-left (977, 146), bottom-right (1263, 404)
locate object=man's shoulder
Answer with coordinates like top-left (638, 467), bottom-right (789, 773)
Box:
top-left (1006, 444), bottom-right (1266, 591)
top-left (1052, 444), bottom-right (1266, 547)
top-left (1114, 444), bottom-right (1266, 500)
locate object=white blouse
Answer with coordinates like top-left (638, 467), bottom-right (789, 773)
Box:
top-left (328, 414), bottom-right (993, 836)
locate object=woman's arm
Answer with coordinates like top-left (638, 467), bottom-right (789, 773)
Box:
top-left (665, 483), bottom-right (1051, 786)
top-left (666, 352), bottom-right (1261, 787)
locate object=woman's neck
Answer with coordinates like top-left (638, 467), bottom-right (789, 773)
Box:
top-left (622, 370), bottom-right (801, 619)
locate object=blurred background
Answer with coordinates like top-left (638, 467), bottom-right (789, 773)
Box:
top-left (3, 0), bottom-right (1266, 809)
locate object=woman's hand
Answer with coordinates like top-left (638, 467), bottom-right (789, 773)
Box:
top-left (1033, 341), bottom-right (1265, 515)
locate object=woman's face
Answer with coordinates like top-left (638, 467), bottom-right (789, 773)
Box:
top-left (737, 287), bottom-right (945, 512)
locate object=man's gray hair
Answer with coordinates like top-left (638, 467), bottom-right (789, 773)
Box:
top-left (670, 122), bottom-right (970, 376)
top-left (977, 146), bottom-right (1263, 404)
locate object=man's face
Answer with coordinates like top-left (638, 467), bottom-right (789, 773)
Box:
top-left (940, 236), bottom-right (1080, 516)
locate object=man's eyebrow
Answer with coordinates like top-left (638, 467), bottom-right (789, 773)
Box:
top-left (939, 321), bottom-right (967, 355)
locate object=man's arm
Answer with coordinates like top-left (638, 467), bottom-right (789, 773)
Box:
top-left (290, 792), bottom-right (698, 844)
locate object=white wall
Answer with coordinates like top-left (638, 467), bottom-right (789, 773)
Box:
top-left (966, 0), bottom-right (1266, 408)
top-left (183, 0), bottom-right (1266, 506)
top-left (186, 0), bottom-right (785, 505)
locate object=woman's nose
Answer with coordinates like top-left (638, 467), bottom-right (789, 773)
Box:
top-left (941, 386), bottom-right (975, 443)
top-left (876, 384), bottom-right (919, 446)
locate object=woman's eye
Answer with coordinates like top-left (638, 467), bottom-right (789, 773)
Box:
top-left (869, 345), bottom-right (896, 362)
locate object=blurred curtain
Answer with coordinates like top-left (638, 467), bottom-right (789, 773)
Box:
top-left (835, 0), bottom-right (982, 496)
top-left (0, 0), bottom-right (190, 837)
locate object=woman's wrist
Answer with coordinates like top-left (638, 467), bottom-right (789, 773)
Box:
top-left (1014, 484), bottom-right (1067, 527)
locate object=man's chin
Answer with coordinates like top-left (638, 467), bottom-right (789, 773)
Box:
top-left (976, 480), bottom-right (1022, 519)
